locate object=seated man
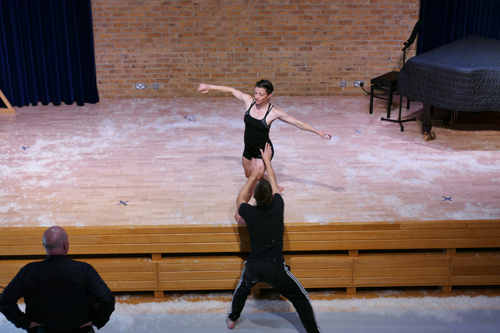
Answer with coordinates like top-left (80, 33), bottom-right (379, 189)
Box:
top-left (226, 143), bottom-right (322, 333)
top-left (0, 226), bottom-right (115, 333)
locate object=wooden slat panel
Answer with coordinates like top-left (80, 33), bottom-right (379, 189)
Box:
top-left (354, 276), bottom-right (448, 286)
top-left (297, 277), bottom-right (352, 288)
top-left (288, 260), bottom-right (353, 270)
top-left (0, 246), bottom-right (46, 256)
top-left (401, 221), bottom-right (500, 230)
top-left (0, 243), bottom-right (249, 256)
top-left (2, 239), bottom-right (500, 256)
top-left (355, 258), bottom-right (449, 269)
top-left (285, 238), bottom-right (500, 251)
top-left (106, 281), bottom-right (157, 291)
top-left (285, 223), bottom-right (402, 231)
top-left (0, 220), bottom-right (498, 236)
top-left (284, 255), bottom-right (351, 269)
top-left (0, 226), bottom-right (240, 236)
top-left (285, 254), bottom-right (349, 260)
top-left (291, 269), bottom-right (352, 279)
top-left (452, 267), bottom-right (500, 276)
top-left (160, 271), bottom-right (241, 280)
top-left (84, 260), bottom-right (156, 273)
top-left (450, 276), bottom-right (500, 285)
top-left (99, 272), bottom-right (156, 281)
top-left (357, 253), bottom-right (447, 258)
top-left (0, 260), bottom-right (39, 274)
top-left (452, 254), bottom-right (500, 267)
top-left (0, 259), bottom-right (156, 273)
top-left (97, 230), bottom-right (415, 245)
top-left (0, 222), bottom-right (401, 237)
top-left (160, 256), bottom-right (244, 264)
top-left (355, 267), bottom-right (449, 278)
top-left (1, 277), bottom-right (18, 290)
top-left (159, 262), bottom-right (245, 272)
top-left (285, 230), bottom-right (411, 241)
top-left (402, 222), bottom-right (470, 230)
top-left (159, 256), bottom-right (351, 272)
top-left (97, 233), bottom-right (247, 244)
top-left (89, 264), bottom-right (156, 273)
top-left (0, 276), bottom-right (15, 285)
top-left (0, 235), bottom-right (97, 246)
top-left (158, 256), bottom-right (244, 272)
top-left (159, 280), bottom-right (238, 290)
top-left (409, 229), bottom-right (500, 239)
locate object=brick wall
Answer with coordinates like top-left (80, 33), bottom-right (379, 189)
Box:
top-left (91, 0), bottom-right (420, 98)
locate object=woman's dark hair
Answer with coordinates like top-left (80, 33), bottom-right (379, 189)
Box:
top-left (255, 79), bottom-right (274, 95)
top-left (254, 179), bottom-right (273, 206)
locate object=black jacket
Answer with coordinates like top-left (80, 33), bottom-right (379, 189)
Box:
top-left (0, 255), bottom-right (115, 332)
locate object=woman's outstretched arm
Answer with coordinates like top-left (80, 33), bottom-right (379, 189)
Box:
top-left (274, 108), bottom-right (332, 139)
top-left (198, 83), bottom-right (252, 104)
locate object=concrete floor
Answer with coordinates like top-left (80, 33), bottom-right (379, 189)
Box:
top-left (3, 310), bottom-right (500, 333)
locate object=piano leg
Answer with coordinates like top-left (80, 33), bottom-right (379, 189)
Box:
top-left (422, 104), bottom-right (436, 141)
top-left (422, 104), bottom-right (434, 133)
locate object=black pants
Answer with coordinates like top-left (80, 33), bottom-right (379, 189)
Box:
top-left (227, 260), bottom-right (321, 333)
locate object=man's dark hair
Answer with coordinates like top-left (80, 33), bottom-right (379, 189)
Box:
top-left (254, 179), bottom-right (273, 206)
top-left (255, 79), bottom-right (274, 95)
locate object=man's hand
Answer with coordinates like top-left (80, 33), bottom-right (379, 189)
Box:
top-left (29, 322), bottom-right (42, 328)
top-left (80, 321), bottom-right (93, 328)
top-left (260, 143), bottom-right (273, 165)
top-left (197, 83), bottom-right (210, 93)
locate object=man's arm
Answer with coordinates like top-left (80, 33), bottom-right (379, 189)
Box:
top-left (86, 266), bottom-right (115, 329)
top-left (260, 143), bottom-right (280, 195)
top-left (235, 173), bottom-right (260, 225)
top-left (0, 269), bottom-right (33, 330)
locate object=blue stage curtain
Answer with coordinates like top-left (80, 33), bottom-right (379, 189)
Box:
top-left (0, 0), bottom-right (98, 107)
top-left (418, 0), bottom-right (500, 54)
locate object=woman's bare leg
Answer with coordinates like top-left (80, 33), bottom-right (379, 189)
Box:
top-left (243, 156), bottom-right (284, 195)
top-left (242, 157), bottom-right (265, 202)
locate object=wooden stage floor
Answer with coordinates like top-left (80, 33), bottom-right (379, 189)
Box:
top-left (1, 96), bottom-right (499, 228)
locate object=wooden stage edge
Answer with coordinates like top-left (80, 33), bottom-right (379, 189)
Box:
top-left (1, 219), bottom-right (500, 298)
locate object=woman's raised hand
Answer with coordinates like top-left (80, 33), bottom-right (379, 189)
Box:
top-left (197, 83), bottom-right (211, 94)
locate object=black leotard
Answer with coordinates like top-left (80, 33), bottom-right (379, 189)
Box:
top-left (243, 100), bottom-right (274, 160)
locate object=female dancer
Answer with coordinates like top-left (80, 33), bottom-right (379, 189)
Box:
top-left (197, 80), bottom-right (331, 218)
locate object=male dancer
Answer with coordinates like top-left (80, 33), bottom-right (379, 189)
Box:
top-left (226, 143), bottom-right (321, 333)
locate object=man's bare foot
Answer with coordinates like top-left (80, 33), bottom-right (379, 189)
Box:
top-left (225, 316), bottom-right (236, 329)
top-left (278, 185), bottom-right (284, 192)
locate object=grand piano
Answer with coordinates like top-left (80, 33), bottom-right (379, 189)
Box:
top-left (398, 35), bottom-right (500, 134)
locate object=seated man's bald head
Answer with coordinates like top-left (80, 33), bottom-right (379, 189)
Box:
top-left (43, 226), bottom-right (69, 253)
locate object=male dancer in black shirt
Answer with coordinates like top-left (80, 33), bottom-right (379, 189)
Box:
top-left (0, 226), bottom-right (115, 333)
top-left (226, 143), bottom-right (321, 333)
